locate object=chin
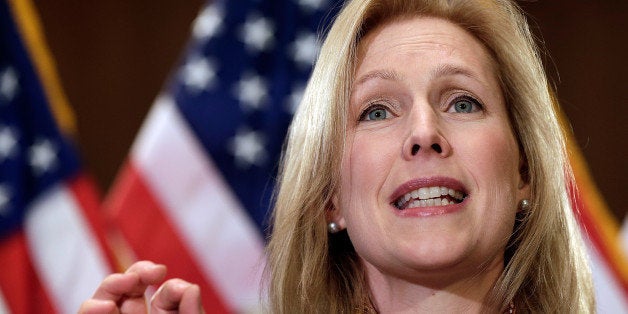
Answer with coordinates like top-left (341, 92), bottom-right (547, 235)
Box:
top-left (367, 233), bottom-right (470, 273)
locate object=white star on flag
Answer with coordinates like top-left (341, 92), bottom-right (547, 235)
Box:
top-left (298, 0), bottom-right (328, 12)
top-left (228, 128), bottom-right (267, 168)
top-left (0, 67), bottom-right (18, 102)
top-left (239, 15), bottom-right (274, 52)
top-left (0, 125), bottom-right (18, 162)
top-left (290, 32), bottom-right (320, 69)
top-left (29, 138), bottom-right (58, 176)
top-left (233, 73), bottom-right (268, 111)
top-left (193, 4), bottom-right (224, 41)
top-left (181, 56), bottom-right (217, 93)
top-left (0, 184), bottom-right (11, 215)
top-left (286, 84), bottom-right (306, 114)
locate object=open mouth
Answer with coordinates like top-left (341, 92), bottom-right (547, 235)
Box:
top-left (393, 186), bottom-right (467, 210)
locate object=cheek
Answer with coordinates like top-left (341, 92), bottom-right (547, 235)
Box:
top-left (459, 124), bottom-right (520, 185)
top-left (490, 133), bottom-right (520, 183)
top-left (339, 132), bottom-right (396, 214)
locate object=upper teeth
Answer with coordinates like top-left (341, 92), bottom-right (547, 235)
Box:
top-left (395, 186), bottom-right (464, 209)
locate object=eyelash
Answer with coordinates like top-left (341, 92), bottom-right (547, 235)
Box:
top-left (358, 103), bottom-right (391, 121)
top-left (447, 94), bottom-right (484, 113)
top-left (356, 93), bottom-right (483, 121)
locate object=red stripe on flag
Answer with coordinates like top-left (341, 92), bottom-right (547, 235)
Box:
top-left (104, 162), bottom-right (231, 312)
top-left (0, 232), bottom-right (56, 313)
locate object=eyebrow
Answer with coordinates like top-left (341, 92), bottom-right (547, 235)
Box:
top-left (430, 64), bottom-right (478, 81)
top-left (353, 69), bottom-right (402, 87)
top-left (353, 64), bottom-right (480, 88)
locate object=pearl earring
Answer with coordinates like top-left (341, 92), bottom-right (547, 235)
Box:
top-left (520, 199), bottom-right (530, 210)
top-left (328, 222), bottom-right (341, 234)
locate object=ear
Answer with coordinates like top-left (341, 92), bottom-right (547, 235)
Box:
top-left (326, 194), bottom-right (346, 231)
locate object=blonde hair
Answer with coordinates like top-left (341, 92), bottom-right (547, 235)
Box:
top-left (265, 0), bottom-right (594, 312)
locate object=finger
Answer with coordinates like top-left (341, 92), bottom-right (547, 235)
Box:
top-left (125, 260), bottom-right (167, 286)
top-left (92, 272), bottom-right (142, 301)
top-left (92, 261), bottom-right (166, 301)
top-left (118, 297), bottom-right (150, 314)
top-left (120, 260), bottom-right (167, 298)
top-left (77, 299), bottom-right (119, 314)
top-left (178, 284), bottom-right (204, 314)
top-left (150, 279), bottom-right (202, 313)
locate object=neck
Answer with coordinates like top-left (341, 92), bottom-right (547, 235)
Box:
top-left (364, 258), bottom-right (504, 313)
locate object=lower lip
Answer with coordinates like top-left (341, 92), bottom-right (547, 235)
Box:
top-left (392, 199), bottom-right (466, 217)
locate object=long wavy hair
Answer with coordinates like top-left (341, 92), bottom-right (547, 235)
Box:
top-left (265, 0), bottom-right (594, 312)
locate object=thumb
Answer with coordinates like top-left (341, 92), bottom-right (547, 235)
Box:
top-left (150, 279), bottom-right (204, 314)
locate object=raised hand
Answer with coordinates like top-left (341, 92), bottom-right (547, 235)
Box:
top-left (78, 261), bottom-right (204, 314)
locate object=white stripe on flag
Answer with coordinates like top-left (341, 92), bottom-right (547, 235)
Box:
top-left (0, 289), bottom-right (9, 314)
top-left (132, 95), bottom-right (266, 312)
top-left (24, 184), bottom-right (110, 314)
top-left (585, 237), bottom-right (628, 313)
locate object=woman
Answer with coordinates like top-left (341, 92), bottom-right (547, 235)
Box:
top-left (81, 0), bottom-right (594, 312)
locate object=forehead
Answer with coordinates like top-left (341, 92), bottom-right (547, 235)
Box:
top-left (354, 16), bottom-right (497, 81)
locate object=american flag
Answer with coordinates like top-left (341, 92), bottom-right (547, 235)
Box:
top-left (0, 0), bottom-right (113, 313)
top-left (104, 0), bottom-right (342, 312)
top-left (102, 0), bottom-right (628, 313)
top-left (169, 0), bottom-right (343, 236)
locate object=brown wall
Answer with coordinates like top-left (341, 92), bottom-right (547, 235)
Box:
top-left (34, 1), bottom-right (627, 220)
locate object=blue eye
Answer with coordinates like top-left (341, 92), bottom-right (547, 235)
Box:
top-left (451, 96), bottom-right (481, 113)
top-left (360, 106), bottom-right (391, 121)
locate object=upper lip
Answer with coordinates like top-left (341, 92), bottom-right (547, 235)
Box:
top-left (389, 176), bottom-right (468, 205)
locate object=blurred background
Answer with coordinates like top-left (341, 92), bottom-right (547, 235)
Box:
top-left (32, 0), bottom-right (627, 220)
top-left (1, 1), bottom-right (626, 313)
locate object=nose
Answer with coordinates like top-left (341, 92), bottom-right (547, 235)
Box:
top-left (402, 109), bottom-right (451, 159)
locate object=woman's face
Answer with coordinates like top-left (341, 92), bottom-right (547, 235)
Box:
top-left (334, 16), bottom-right (529, 284)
